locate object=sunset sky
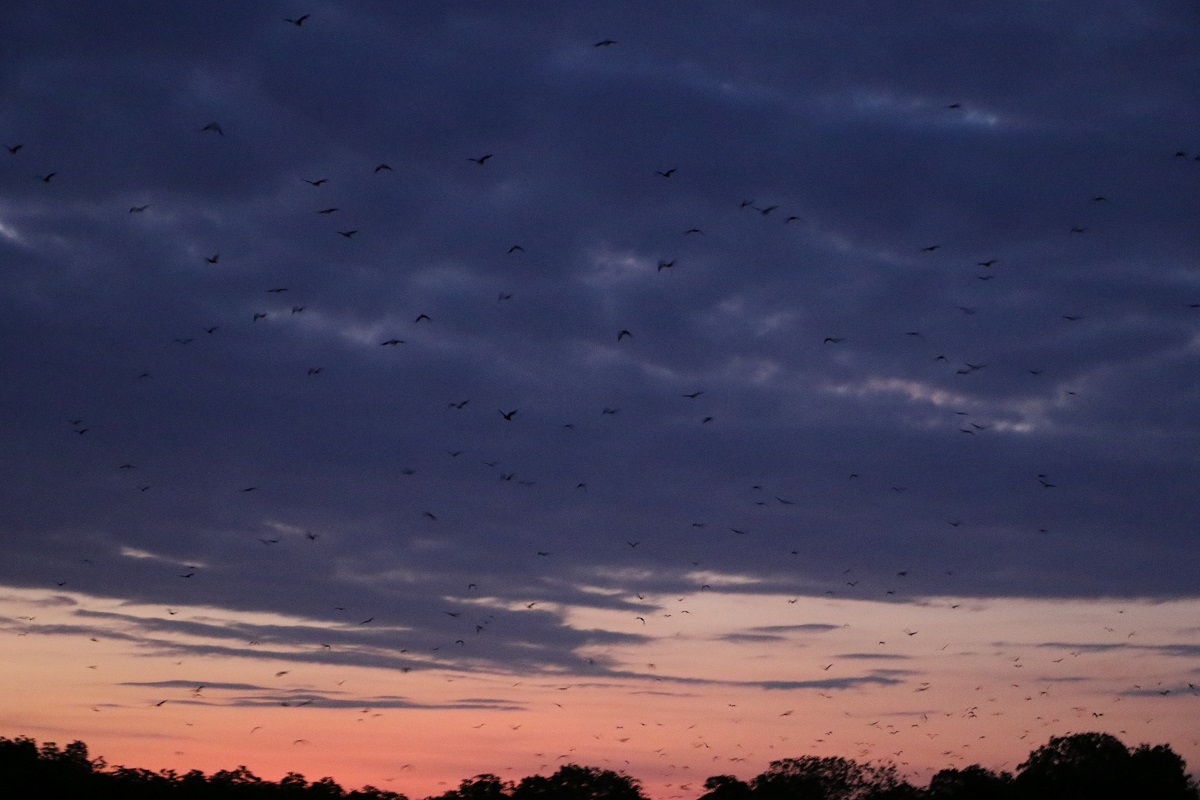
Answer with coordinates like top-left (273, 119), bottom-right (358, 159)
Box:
top-left (2, 2), bottom-right (1199, 797)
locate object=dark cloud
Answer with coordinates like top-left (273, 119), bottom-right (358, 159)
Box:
top-left (1, 0), bottom-right (1198, 687)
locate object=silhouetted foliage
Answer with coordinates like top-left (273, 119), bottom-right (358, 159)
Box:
top-left (511, 764), bottom-right (646, 800)
top-left (698, 775), bottom-right (753, 800)
top-left (926, 764), bottom-right (1013, 800)
top-left (1, 732), bottom-right (1197, 800)
top-left (1014, 732), bottom-right (1199, 800)
top-left (0, 735), bottom-right (407, 800)
top-left (431, 774), bottom-right (514, 800)
top-left (750, 755), bottom-right (915, 800)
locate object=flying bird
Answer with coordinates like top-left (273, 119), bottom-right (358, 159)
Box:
top-left (594, 39), bottom-right (617, 47)
top-left (200, 122), bottom-right (223, 136)
top-left (285, 14), bottom-right (310, 26)
top-left (467, 154), bottom-right (493, 165)
top-left (617, 329), bottom-right (632, 341)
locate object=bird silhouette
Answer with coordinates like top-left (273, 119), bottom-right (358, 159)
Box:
top-left (467, 154), bottom-right (493, 165)
top-left (285, 14), bottom-right (310, 26)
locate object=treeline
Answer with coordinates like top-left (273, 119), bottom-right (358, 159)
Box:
top-left (1, 731), bottom-right (1197, 800)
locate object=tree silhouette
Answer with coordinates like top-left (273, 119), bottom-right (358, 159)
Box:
top-left (751, 755), bottom-right (915, 800)
top-left (1, 732), bottom-right (1197, 800)
top-left (431, 774), bottom-right (514, 800)
top-left (698, 775), bottom-right (753, 800)
top-left (511, 765), bottom-right (646, 800)
top-left (1015, 732), bottom-right (1199, 800)
top-left (926, 764), bottom-right (1013, 800)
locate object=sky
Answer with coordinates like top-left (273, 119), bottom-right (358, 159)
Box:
top-left (2, 0), bottom-right (1199, 796)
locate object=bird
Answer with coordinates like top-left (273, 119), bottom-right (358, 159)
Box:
top-left (823, 336), bottom-right (844, 344)
top-left (129, 204), bottom-right (150, 213)
top-left (200, 122), bottom-right (223, 136)
top-left (414, 313), bottom-right (431, 322)
top-left (303, 178), bottom-right (327, 186)
top-left (317, 207), bottom-right (339, 214)
top-left (4, 143), bottom-right (23, 154)
top-left (594, 39), bottom-right (617, 47)
top-left (467, 154), bottom-right (493, 165)
top-left (499, 409), bottom-right (518, 420)
top-left (205, 253), bottom-right (220, 264)
top-left (508, 244), bottom-right (524, 253)
top-left (656, 168), bottom-right (676, 178)
top-left (285, 14), bottom-right (310, 26)
top-left (338, 229), bottom-right (358, 238)
top-left (37, 171), bottom-right (57, 183)
top-left (374, 163), bottom-right (393, 173)
top-left (380, 338), bottom-right (404, 346)
top-left (921, 244), bottom-right (940, 252)
top-left (617, 329), bottom-right (632, 341)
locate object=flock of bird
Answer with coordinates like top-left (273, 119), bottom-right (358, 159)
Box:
top-left (3, 9), bottom-right (1199, 798)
